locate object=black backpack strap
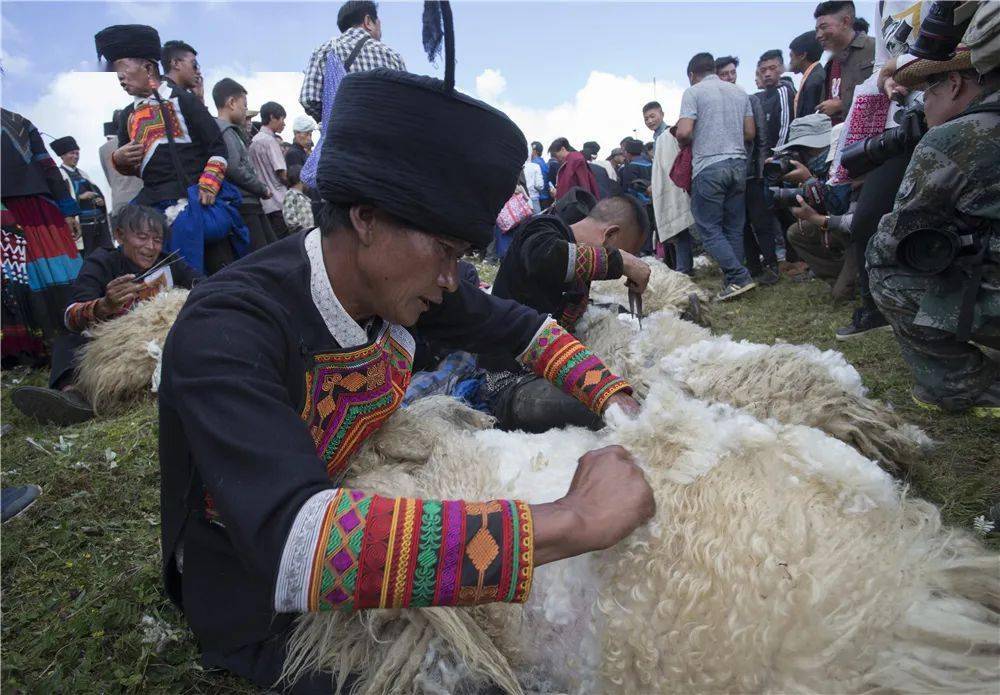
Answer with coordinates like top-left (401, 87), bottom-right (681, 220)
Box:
top-left (151, 89), bottom-right (194, 195)
top-left (343, 35), bottom-right (371, 72)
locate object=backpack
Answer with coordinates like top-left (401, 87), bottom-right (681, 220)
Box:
top-left (301, 35), bottom-right (370, 188)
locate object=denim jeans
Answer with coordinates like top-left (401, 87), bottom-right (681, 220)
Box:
top-left (672, 229), bottom-right (694, 274)
top-left (691, 158), bottom-right (751, 286)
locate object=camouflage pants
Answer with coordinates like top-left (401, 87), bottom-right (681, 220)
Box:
top-left (869, 267), bottom-right (1000, 410)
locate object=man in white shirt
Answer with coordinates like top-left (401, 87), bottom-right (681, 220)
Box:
top-left (523, 155), bottom-right (545, 213)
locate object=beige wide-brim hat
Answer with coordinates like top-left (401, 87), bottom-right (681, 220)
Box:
top-left (893, 46), bottom-right (974, 90)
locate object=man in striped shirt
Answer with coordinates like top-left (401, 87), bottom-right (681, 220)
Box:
top-left (299, 1), bottom-right (407, 122)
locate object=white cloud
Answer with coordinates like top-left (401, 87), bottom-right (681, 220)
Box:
top-left (11, 65), bottom-right (683, 211)
top-left (117, 2), bottom-right (176, 26)
top-left (1, 48), bottom-right (32, 74)
top-left (475, 68), bottom-right (507, 103)
top-left (471, 68), bottom-right (687, 157)
top-left (10, 69), bottom-right (309, 208)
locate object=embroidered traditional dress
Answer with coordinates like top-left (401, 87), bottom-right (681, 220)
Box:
top-left (1, 109), bottom-right (82, 359)
top-left (159, 230), bottom-right (630, 683)
top-left (115, 82), bottom-right (228, 206)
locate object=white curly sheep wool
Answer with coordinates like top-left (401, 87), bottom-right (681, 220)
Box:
top-left (285, 393), bottom-right (999, 694)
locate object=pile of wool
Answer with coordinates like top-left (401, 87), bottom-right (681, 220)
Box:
top-left (74, 289), bottom-right (189, 414)
top-left (285, 394), bottom-right (999, 694)
top-left (574, 303), bottom-right (928, 474)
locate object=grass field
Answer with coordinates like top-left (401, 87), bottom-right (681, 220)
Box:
top-left (2, 262), bottom-right (997, 693)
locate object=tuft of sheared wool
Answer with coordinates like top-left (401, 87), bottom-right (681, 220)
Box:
top-left (74, 289), bottom-right (189, 414)
top-left (285, 387), bottom-right (999, 693)
top-left (590, 258), bottom-right (710, 319)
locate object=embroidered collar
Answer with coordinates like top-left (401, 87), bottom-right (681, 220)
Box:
top-left (133, 81), bottom-right (174, 108)
top-left (305, 229), bottom-right (370, 348)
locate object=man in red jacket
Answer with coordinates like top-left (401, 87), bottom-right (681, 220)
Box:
top-left (549, 137), bottom-right (600, 200)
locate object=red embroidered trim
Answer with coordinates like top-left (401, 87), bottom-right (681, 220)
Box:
top-left (520, 320), bottom-right (632, 413)
top-left (198, 157), bottom-right (227, 195)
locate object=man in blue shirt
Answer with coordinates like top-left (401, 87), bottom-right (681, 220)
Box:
top-left (530, 141), bottom-right (552, 209)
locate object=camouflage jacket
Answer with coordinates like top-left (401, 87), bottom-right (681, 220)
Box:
top-left (868, 89), bottom-right (1000, 333)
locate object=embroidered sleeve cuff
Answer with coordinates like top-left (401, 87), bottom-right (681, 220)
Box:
top-left (274, 489), bottom-right (533, 613)
top-left (565, 243), bottom-right (623, 284)
top-left (198, 156), bottom-right (227, 195)
top-left (517, 319), bottom-right (633, 413)
top-left (64, 299), bottom-right (103, 333)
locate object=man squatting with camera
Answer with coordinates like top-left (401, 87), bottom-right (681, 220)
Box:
top-left (765, 113), bottom-right (861, 302)
top-left (865, 32), bottom-right (1000, 416)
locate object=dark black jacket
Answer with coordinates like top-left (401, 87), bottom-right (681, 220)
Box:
top-left (795, 63), bottom-right (827, 119)
top-left (116, 82), bottom-right (228, 206)
top-left (70, 246), bottom-right (200, 306)
top-left (159, 231), bottom-right (547, 669)
top-left (758, 79), bottom-right (796, 149)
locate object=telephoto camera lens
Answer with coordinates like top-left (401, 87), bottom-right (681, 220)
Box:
top-left (897, 228), bottom-right (960, 275)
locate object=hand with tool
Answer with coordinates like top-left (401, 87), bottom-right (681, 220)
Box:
top-left (97, 274), bottom-right (142, 319)
top-left (620, 250), bottom-right (650, 329)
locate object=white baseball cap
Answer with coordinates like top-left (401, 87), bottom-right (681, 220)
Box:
top-left (292, 115), bottom-right (318, 133)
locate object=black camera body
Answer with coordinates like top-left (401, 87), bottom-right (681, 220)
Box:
top-left (840, 103), bottom-right (928, 179)
top-left (769, 177), bottom-right (827, 213)
top-left (762, 154), bottom-right (796, 185)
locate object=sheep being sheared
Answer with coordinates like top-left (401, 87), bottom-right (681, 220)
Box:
top-left (74, 289), bottom-right (189, 414)
top-left (575, 306), bottom-right (929, 474)
top-left (284, 393), bottom-right (999, 694)
top-left (590, 256), bottom-right (710, 323)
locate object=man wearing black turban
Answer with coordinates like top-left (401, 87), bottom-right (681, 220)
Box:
top-left (158, 68), bottom-right (653, 690)
top-left (95, 24), bottom-right (237, 273)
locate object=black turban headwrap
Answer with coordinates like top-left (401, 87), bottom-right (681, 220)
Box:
top-left (94, 24), bottom-right (161, 67)
top-left (317, 69), bottom-right (527, 248)
top-left (548, 187), bottom-right (597, 226)
top-left (50, 136), bottom-right (80, 156)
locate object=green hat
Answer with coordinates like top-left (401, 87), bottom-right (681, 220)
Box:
top-left (773, 113), bottom-right (832, 152)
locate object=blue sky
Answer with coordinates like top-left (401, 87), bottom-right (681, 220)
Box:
top-left (3, 1), bottom-right (876, 106)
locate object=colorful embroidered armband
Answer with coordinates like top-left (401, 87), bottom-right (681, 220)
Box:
top-left (198, 156), bottom-right (227, 196)
top-left (274, 489), bottom-right (533, 613)
top-left (565, 243), bottom-right (624, 285)
top-left (517, 319), bottom-right (632, 413)
top-left (64, 299), bottom-right (103, 333)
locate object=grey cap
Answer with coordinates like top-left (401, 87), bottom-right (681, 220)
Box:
top-left (773, 113), bottom-right (832, 152)
top-left (609, 147), bottom-right (625, 157)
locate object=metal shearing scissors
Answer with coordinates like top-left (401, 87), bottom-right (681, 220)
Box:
top-left (628, 289), bottom-right (644, 330)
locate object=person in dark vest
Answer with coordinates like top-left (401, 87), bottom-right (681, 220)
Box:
top-left (51, 136), bottom-right (114, 257)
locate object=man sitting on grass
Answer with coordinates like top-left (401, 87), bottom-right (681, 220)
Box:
top-left (12, 205), bottom-right (201, 425)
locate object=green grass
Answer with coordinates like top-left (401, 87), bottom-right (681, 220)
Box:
top-left (2, 265), bottom-right (997, 692)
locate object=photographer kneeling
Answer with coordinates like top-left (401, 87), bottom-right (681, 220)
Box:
top-left (765, 114), bottom-right (855, 296)
top-left (867, 45), bottom-right (1000, 416)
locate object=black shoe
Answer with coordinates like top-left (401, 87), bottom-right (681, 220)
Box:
top-left (835, 309), bottom-right (890, 341)
top-left (11, 386), bottom-right (94, 425)
top-left (911, 382), bottom-right (1000, 418)
top-left (2, 485), bottom-right (42, 523)
top-left (716, 280), bottom-right (757, 301)
top-left (753, 266), bottom-right (780, 286)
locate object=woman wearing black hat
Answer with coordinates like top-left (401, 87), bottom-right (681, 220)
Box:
top-left (157, 69), bottom-right (652, 690)
top-left (51, 135), bottom-right (114, 257)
